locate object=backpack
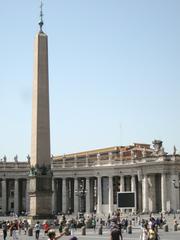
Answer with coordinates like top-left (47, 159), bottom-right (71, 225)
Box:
top-left (148, 229), bottom-right (156, 240)
top-left (111, 227), bottom-right (121, 239)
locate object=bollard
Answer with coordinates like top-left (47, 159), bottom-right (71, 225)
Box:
top-left (177, 224), bottom-right (180, 231)
top-left (174, 223), bottom-right (178, 231)
top-left (98, 224), bottom-right (103, 235)
top-left (81, 226), bottom-right (86, 235)
top-left (127, 225), bottom-right (132, 234)
top-left (28, 227), bottom-right (33, 236)
top-left (163, 224), bottom-right (168, 232)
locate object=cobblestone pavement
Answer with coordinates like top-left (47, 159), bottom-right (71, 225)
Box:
top-left (1, 227), bottom-right (180, 240)
top-left (0, 214), bottom-right (180, 240)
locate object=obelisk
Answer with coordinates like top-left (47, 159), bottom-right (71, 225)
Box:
top-left (29, 1), bottom-right (52, 218)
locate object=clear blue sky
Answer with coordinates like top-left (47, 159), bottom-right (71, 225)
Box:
top-left (0, 0), bottom-right (180, 161)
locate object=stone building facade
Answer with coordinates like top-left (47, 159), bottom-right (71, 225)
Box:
top-left (0, 140), bottom-right (180, 216)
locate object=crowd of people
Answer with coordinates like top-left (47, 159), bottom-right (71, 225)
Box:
top-left (108, 211), bottom-right (166, 240)
top-left (140, 222), bottom-right (159, 240)
top-left (1, 218), bottom-right (79, 240)
top-left (139, 213), bottom-right (168, 240)
top-left (0, 211), bottom-right (171, 240)
top-left (2, 219), bottom-right (29, 240)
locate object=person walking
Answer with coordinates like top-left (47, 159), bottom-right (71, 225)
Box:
top-left (92, 217), bottom-right (96, 231)
top-left (110, 217), bottom-right (123, 240)
top-left (2, 221), bottom-right (7, 240)
top-left (23, 220), bottom-right (29, 235)
top-left (10, 222), bottom-right (18, 240)
top-left (18, 220), bottom-right (23, 235)
top-left (117, 220), bottom-right (123, 240)
top-left (70, 219), bottom-right (75, 236)
top-left (43, 221), bottom-right (50, 236)
top-left (110, 224), bottom-right (123, 240)
top-left (35, 221), bottom-right (41, 240)
top-left (140, 223), bottom-right (149, 240)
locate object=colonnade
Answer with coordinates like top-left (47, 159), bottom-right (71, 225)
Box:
top-left (0, 178), bottom-right (28, 215)
top-left (52, 175), bottom-right (134, 214)
top-left (52, 172), bottom-right (179, 215)
top-left (0, 172), bottom-right (179, 216)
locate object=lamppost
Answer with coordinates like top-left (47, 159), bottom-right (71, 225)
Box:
top-left (75, 179), bottom-right (87, 213)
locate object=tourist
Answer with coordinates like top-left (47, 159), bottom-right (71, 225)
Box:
top-left (139, 223), bottom-right (148, 240)
top-left (24, 219), bottom-right (29, 235)
top-left (18, 220), bottom-right (23, 235)
top-left (35, 221), bottom-right (41, 240)
top-left (10, 222), bottom-right (18, 240)
top-left (9, 221), bottom-right (14, 236)
top-left (92, 217), bottom-right (96, 231)
top-left (148, 225), bottom-right (157, 240)
top-left (107, 214), bottom-right (111, 228)
top-left (117, 218), bottom-right (123, 240)
top-left (47, 229), bottom-right (65, 240)
top-left (43, 221), bottom-right (50, 235)
top-left (2, 221), bottom-right (7, 240)
top-left (110, 224), bottom-right (123, 240)
top-left (58, 222), bottom-right (63, 233)
top-left (69, 219), bottom-right (75, 236)
top-left (124, 218), bottom-right (128, 232)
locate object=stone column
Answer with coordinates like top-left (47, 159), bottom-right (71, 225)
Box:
top-left (109, 176), bottom-right (113, 214)
top-left (62, 178), bottom-right (67, 213)
top-left (131, 175), bottom-right (136, 192)
top-left (89, 179), bottom-right (93, 212)
top-left (161, 173), bottom-right (167, 213)
top-left (120, 176), bottom-right (125, 192)
top-left (142, 175), bottom-right (148, 213)
top-left (131, 175), bottom-right (136, 212)
top-left (14, 179), bottom-right (19, 214)
top-left (74, 178), bottom-right (78, 215)
top-left (86, 178), bottom-right (90, 213)
top-left (138, 180), bottom-right (142, 212)
top-left (52, 178), bottom-right (55, 213)
top-left (25, 179), bottom-right (30, 213)
top-left (2, 179), bottom-right (7, 214)
top-left (97, 175), bottom-right (102, 214)
top-left (119, 175), bottom-right (125, 213)
top-left (148, 175), bottom-right (156, 212)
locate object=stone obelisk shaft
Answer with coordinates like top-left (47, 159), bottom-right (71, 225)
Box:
top-left (29, 31), bottom-right (52, 218)
top-left (31, 32), bottom-right (50, 167)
